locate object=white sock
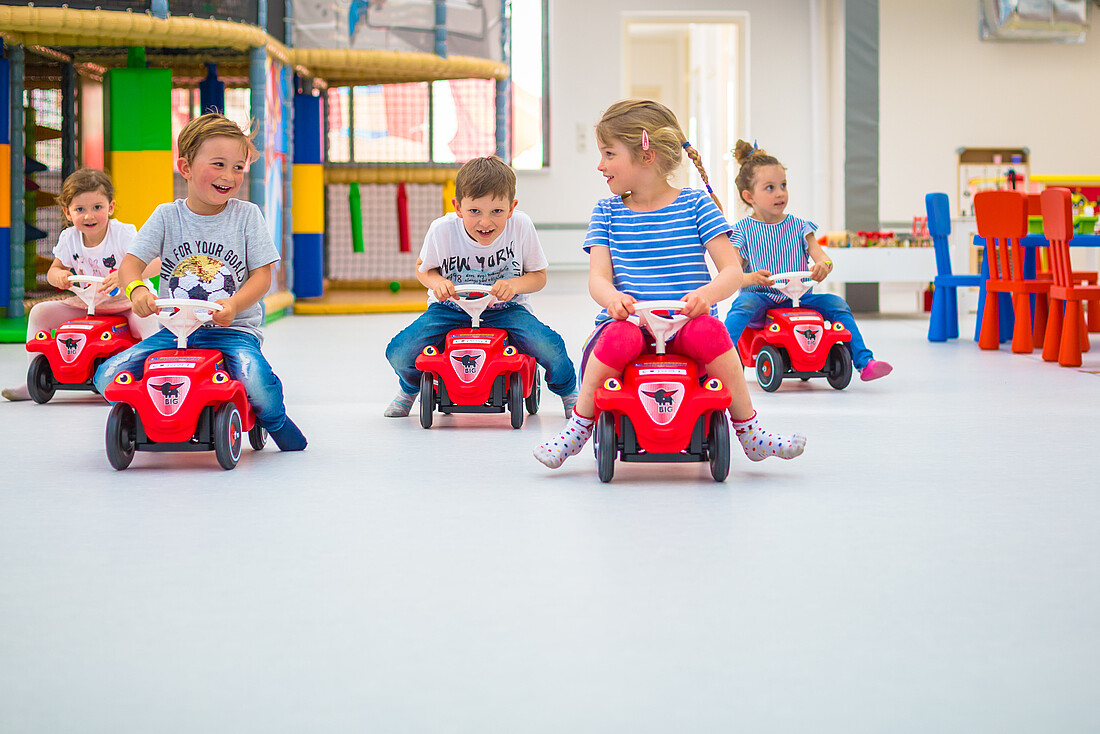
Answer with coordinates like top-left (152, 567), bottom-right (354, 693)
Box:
top-left (2, 384), bottom-right (30, 401)
top-left (732, 411), bottom-right (806, 461)
top-left (534, 412), bottom-right (595, 469)
top-left (383, 391), bottom-right (416, 417)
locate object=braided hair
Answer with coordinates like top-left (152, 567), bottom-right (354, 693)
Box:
top-left (595, 99), bottom-right (724, 212)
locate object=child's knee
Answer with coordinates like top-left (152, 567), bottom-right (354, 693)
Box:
top-left (591, 321), bottom-right (644, 372)
top-left (681, 316), bottom-right (734, 364)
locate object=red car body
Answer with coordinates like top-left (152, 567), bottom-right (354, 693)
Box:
top-left (736, 307), bottom-right (854, 391)
top-left (25, 315), bottom-right (138, 399)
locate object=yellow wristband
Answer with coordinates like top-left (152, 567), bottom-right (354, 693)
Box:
top-left (823, 260), bottom-right (833, 268)
top-left (125, 280), bottom-right (148, 300)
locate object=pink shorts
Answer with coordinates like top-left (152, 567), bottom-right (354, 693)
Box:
top-left (588, 314), bottom-right (734, 373)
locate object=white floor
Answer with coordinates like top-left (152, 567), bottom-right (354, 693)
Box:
top-left (2, 273), bottom-right (1099, 733)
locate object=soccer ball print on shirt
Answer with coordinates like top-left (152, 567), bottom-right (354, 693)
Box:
top-left (167, 254), bottom-right (237, 302)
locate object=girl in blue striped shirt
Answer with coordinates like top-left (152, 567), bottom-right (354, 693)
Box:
top-left (534, 100), bottom-right (806, 469)
top-left (723, 140), bottom-right (892, 382)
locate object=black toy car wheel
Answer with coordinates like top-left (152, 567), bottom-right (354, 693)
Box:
top-left (105, 402), bottom-right (137, 470)
top-left (525, 368), bottom-right (541, 415)
top-left (27, 354), bottom-right (56, 404)
top-left (826, 343), bottom-right (854, 390)
top-left (248, 424), bottom-right (268, 450)
top-left (755, 346), bottom-right (785, 392)
top-left (708, 411), bottom-right (730, 482)
top-left (214, 402), bottom-right (243, 470)
top-left (419, 371), bottom-right (434, 429)
top-left (595, 411), bottom-right (616, 483)
top-left (508, 371), bottom-right (524, 429)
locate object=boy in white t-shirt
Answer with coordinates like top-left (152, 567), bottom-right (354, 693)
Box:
top-left (2, 168), bottom-right (159, 401)
top-left (384, 156), bottom-right (578, 417)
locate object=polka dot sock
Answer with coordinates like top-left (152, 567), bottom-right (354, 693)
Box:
top-left (534, 412), bottom-right (595, 469)
top-left (732, 411), bottom-right (806, 462)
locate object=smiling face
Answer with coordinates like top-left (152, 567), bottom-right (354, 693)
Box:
top-left (597, 137), bottom-right (644, 197)
top-left (454, 194), bottom-right (518, 247)
top-left (178, 135), bottom-right (249, 215)
top-left (62, 190), bottom-right (115, 247)
top-left (741, 163), bottom-right (788, 223)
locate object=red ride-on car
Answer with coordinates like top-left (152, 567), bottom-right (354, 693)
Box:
top-left (25, 274), bottom-right (140, 403)
top-left (592, 301), bottom-right (733, 483)
top-left (414, 284), bottom-right (540, 429)
top-left (735, 271), bottom-right (854, 393)
top-left (103, 299), bottom-right (267, 470)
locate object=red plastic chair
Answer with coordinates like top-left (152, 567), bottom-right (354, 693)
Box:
top-left (1028, 192), bottom-right (1100, 332)
top-left (974, 190), bottom-right (1050, 353)
top-left (1039, 188), bottom-right (1097, 367)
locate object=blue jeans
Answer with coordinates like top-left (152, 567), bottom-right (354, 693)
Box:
top-left (386, 302), bottom-right (577, 396)
top-left (724, 291), bottom-right (874, 369)
top-left (93, 327), bottom-right (291, 431)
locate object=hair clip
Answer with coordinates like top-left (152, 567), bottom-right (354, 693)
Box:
top-left (747, 138), bottom-right (760, 158)
top-left (641, 129), bottom-right (650, 151)
top-left (682, 141), bottom-right (691, 150)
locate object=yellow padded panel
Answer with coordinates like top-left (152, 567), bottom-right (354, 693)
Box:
top-left (109, 150), bottom-right (174, 229)
top-left (292, 164), bottom-right (325, 234)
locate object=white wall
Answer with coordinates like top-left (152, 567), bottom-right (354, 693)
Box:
top-left (880, 0), bottom-right (1100, 223)
top-left (518, 0), bottom-right (822, 266)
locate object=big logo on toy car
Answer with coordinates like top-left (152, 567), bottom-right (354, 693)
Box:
top-left (25, 275), bottom-right (140, 403)
top-left (592, 301), bottom-right (732, 483)
top-left (735, 271), bottom-right (854, 392)
top-left (102, 299), bottom-right (266, 470)
top-left (414, 285), bottom-right (540, 429)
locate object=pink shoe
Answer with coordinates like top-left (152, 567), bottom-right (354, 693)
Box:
top-left (859, 359), bottom-right (893, 381)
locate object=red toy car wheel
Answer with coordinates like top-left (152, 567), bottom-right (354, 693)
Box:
top-left (595, 411), bottom-right (617, 483)
top-left (525, 368), bottom-right (541, 415)
top-left (214, 402), bottom-right (243, 470)
top-left (708, 411), bottom-right (730, 482)
top-left (105, 402), bottom-right (137, 470)
top-left (419, 371), bottom-right (435, 429)
top-left (249, 424), bottom-right (268, 451)
top-left (755, 346), bottom-right (785, 392)
top-left (27, 354), bottom-right (56, 404)
top-left (825, 343), bottom-right (853, 390)
top-left (508, 372), bottom-right (524, 429)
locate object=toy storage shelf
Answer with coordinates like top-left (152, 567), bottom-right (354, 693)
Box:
top-left (823, 247), bottom-right (937, 283)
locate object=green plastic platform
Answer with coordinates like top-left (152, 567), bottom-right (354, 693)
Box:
top-left (0, 317), bottom-right (29, 344)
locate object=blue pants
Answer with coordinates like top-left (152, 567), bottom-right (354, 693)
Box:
top-left (724, 291), bottom-right (874, 369)
top-left (386, 302), bottom-right (577, 396)
top-left (93, 327), bottom-right (292, 431)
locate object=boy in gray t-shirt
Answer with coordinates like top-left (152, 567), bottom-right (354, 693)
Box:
top-left (94, 113), bottom-right (306, 451)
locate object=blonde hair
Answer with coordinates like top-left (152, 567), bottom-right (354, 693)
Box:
top-left (177, 112), bottom-right (258, 165)
top-left (59, 168), bottom-right (114, 224)
top-left (733, 139), bottom-right (783, 208)
top-left (595, 98), bottom-right (722, 211)
top-left (454, 156), bottom-right (516, 203)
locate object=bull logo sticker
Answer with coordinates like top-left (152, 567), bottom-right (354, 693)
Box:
top-left (794, 326), bottom-right (821, 353)
top-left (639, 381), bottom-right (681, 425)
top-left (450, 349), bottom-right (486, 383)
top-left (147, 376), bottom-right (191, 416)
top-left (56, 332), bottom-right (87, 363)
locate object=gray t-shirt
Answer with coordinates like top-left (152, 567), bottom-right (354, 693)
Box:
top-left (130, 199), bottom-right (280, 342)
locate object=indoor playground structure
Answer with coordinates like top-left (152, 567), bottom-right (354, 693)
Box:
top-left (0, 0), bottom-right (512, 341)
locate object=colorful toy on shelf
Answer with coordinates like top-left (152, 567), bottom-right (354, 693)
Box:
top-left (414, 285), bottom-right (540, 429)
top-left (735, 272), bottom-right (854, 392)
top-left (25, 275), bottom-right (140, 403)
top-left (592, 301), bottom-right (732, 483)
top-left (103, 300), bottom-right (267, 471)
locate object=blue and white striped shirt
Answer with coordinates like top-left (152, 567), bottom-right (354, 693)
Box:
top-left (583, 189), bottom-right (731, 324)
top-left (731, 215), bottom-right (817, 303)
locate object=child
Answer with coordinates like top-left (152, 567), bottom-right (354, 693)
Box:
top-left (2, 168), bottom-right (159, 401)
top-left (533, 99), bottom-right (806, 469)
top-left (384, 155), bottom-right (578, 418)
top-left (92, 113), bottom-right (306, 451)
top-left (723, 140), bottom-right (892, 381)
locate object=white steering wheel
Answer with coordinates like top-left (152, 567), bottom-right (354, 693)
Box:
top-left (450, 284), bottom-right (498, 328)
top-left (630, 300), bottom-right (690, 355)
top-left (67, 274), bottom-right (106, 315)
top-left (154, 298), bottom-right (224, 348)
top-left (768, 271), bottom-right (816, 307)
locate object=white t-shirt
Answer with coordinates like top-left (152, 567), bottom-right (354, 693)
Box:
top-left (52, 219), bottom-right (138, 309)
top-left (417, 210), bottom-right (548, 311)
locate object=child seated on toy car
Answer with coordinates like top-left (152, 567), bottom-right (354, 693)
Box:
top-left (384, 156), bottom-right (578, 418)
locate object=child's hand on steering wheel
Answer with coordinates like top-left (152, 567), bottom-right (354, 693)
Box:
top-left (99, 271), bottom-right (120, 294)
top-left (810, 260), bottom-right (832, 282)
top-left (680, 291), bottom-right (711, 319)
top-left (433, 280), bottom-right (457, 301)
top-left (131, 287), bottom-right (157, 317)
top-left (212, 298), bottom-right (238, 326)
top-left (490, 279), bottom-right (517, 302)
top-left (745, 270), bottom-right (775, 287)
top-left (606, 291), bottom-right (636, 320)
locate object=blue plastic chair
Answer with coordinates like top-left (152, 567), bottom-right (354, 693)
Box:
top-left (926, 193), bottom-right (983, 341)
